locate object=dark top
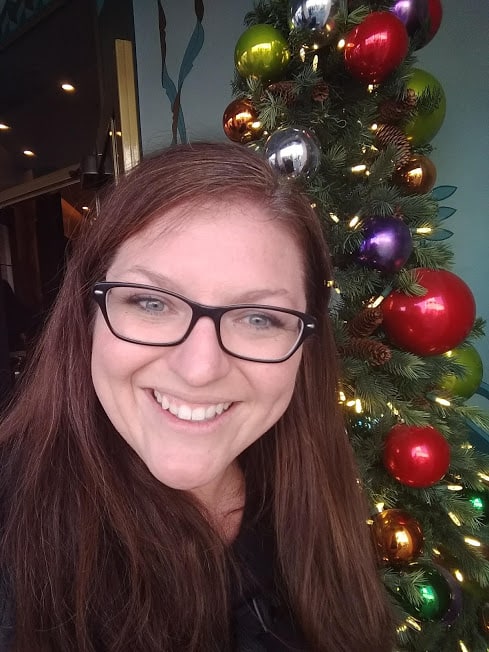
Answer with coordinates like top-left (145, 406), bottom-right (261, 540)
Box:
top-left (231, 498), bottom-right (307, 651)
top-left (0, 504), bottom-right (307, 651)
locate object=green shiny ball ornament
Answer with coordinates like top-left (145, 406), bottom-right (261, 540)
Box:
top-left (441, 344), bottom-right (483, 399)
top-left (404, 68), bottom-right (446, 146)
top-left (396, 564), bottom-right (451, 621)
top-left (234, 24), bottom-right (290, 81)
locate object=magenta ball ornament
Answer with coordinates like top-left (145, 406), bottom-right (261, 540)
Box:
top-left (381, 268), bottom-right (476, 356)
top-left (383, 424), bottom-right (450, 488)
top-left (356, 216), bottom-right (413, 273)
top-left (344, 11), bottom-right (409, 84)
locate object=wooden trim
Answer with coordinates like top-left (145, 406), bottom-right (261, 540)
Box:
top-left (115, 39), bottom-right (141, 172)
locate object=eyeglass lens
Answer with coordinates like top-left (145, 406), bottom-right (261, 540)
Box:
top-left (104, 286), bottom-right (304, 361)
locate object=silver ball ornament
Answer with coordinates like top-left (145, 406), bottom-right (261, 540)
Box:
top-left (289, 0), bottom-right (339, 34)
top-left (264, 127), bottom-right (321, 178)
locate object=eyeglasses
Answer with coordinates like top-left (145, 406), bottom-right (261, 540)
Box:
top-left (92, 282), bottom-right (317, 363)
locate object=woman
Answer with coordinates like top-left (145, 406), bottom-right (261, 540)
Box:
top-left (0, 142), bottom-right (394, 651)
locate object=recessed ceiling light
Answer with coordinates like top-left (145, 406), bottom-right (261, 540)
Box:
top-left (0, 123), bottom-right (10, 130)
top-left (23, 150), bottom-right (35, 157)
top-left (61, 83), bottom-right (76, 92)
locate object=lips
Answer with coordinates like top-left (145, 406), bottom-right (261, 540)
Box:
top-left (153, 390), bottom-right (232, 421)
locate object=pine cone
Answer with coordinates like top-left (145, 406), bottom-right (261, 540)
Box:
top-left (378, 99), bottom-right (408, 125)
top-left (375, 124), bottom-right (412, 167)
top-left (348, 307), bottom-right (383, 338)
top-left (266, 81), bottom-right (297, 105)
top-left (312, 80), bottom-right (329, 102)
top-left (341, 337), bottom-right (392, 366)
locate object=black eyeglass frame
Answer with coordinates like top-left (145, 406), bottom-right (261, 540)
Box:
top-left (92, 281), bottom-right (317, 363)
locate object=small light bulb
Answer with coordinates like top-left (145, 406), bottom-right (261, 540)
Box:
top-left (61, 83), bottom-right (75, 92)
top-left (23, 150), bottom-right (35, 157)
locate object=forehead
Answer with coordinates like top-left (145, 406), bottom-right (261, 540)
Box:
top-left (107, 200), bottom-right (306, 304)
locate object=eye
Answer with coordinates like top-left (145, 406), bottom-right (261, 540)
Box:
top-left (138, 297), bottom-right (165, 312)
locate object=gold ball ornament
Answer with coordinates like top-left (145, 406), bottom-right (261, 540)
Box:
top-left (371, 509), bottom-right (424, 565)
top-left (234, 24), bottom-right (290, 81)
top-left (393, 153), bottom-right (437, 194)
top-left (222, 98), bottom-right (264, 143)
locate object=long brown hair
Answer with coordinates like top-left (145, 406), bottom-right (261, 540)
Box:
top-left (0, 142), bottom-right (393, 651)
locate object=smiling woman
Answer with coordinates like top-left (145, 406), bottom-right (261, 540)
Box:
top-left (0, 142), bottom-right (395, 651)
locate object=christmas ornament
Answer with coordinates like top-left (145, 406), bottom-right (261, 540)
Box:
top-left (403, 68), bottom-right (446, 146)
top-left (395, 564), bottom-right (452, 621)
top-left (381, 268), bottom-right (476, 356)
top-left (264, 127), bottom-right (321, 178)
top-left (372, 509), bottom-right (424, 565)
top-left (437, 565), bottom-right (463, 625)
top-left (289, 0), bottom-right (339, 44)
top-left (234, 24), bottom-right (290, 80)
top-left (390, 0), bottom-right (443, 49)
top-left (440, 344), bottom-right (484, 399)
top-left (356, 216), bottom-right (413, 273)
top-left (222, 98), bottom-right (264, 143)
top-left (393, 154), bottom-right (437, 194)
top-left (383, 424), bottom-right (450, 488)
top-left (344, 12), bottom-right (409, 84)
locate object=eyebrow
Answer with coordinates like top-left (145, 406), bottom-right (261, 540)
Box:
top-left (116, 265), bottom-right (294, 304)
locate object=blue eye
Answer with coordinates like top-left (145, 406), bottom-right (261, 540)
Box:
top-left (138, 297), bottom-right (165, 312)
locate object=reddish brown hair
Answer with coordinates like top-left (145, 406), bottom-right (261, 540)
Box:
top-left (0, 142), bottom-right (393, 650)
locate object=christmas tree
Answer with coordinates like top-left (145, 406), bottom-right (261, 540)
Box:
top-left (223, 1), bottom-right (489, 650)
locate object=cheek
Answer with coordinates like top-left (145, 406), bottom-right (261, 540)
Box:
top-left (254, 354), bottom-right (301, 416)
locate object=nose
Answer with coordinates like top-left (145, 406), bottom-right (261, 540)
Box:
top-left (166, 316), bottom-right (232, 386)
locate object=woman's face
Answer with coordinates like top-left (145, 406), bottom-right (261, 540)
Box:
top-left (91, 201), bottom-right (306, 504)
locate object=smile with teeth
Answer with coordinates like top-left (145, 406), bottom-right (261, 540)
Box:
top-left (153, 390), bottom-right (232, 422)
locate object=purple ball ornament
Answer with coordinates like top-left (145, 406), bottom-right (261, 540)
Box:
top-left (390, 0), bottom-right (443, 49)
top-left (356, 216), bottom-right (413, 273)
top-left (436, 565), bottom-right (463, 626)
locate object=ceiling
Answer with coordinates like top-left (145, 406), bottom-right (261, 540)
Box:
top-left (0, 0), bottom-right (102, 190)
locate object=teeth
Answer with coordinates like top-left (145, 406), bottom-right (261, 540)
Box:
top-left (153, 392), bottom-right (232, 422)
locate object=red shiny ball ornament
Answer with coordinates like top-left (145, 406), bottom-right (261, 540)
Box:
top-left (381, 268), bottom-right (476, 356)
top-left (383, 424), bottom-right (450, 487)
top-left (344, 12), bottom-right (409, 84)
top-left (427, 0), bottom-right (443, 43)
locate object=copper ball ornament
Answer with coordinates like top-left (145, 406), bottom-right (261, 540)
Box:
top-left (393, 154), bottom-right (437, 194)
top-left (372, 509), bottom-right (424, 565)
top-left (222, 98), bottom-right (264, 143)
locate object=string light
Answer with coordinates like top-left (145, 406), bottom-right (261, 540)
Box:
top-left (312, 54), bottom-right (318, 71)
top-left (454, 569), bottom-right (464, 582)
top-left (337, 38), bottom-right (345, 50)
top-left (478, 472), bottom-right (489, 483)
top-left (459, 642), bottom-right (469, 652)
top-left (464, 537), bottom-right (481, 548)
top-left (329, 212), bottom-right (339, 223)
top-left (300, 47), bottom-right (306, 62)
top-left (375, 502), bottom-right (385, 513)
top-left (448, 512), bottom-right (462, 527)
top-left (351, 164), bottom-right (367, 173)
top-left (0, 123), bottom-right (10, 130)
top-left (405, 617), bottom-right (422, 632)
top-left (348, 215), bottom-right (360, 228)
top-left (416, 227), bottom-right (433, 234)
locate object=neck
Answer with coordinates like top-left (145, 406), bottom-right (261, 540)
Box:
top-left (190, 461), bottom-right (245, 542)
